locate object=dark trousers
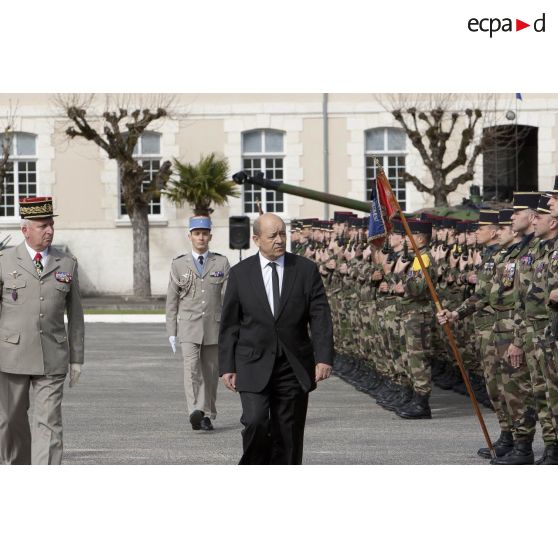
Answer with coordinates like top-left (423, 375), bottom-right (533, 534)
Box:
top-left (238, 355), bottom-right (309, 465)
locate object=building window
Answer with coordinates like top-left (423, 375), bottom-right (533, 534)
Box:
top-left (365, 127), bottom-right (407, 210)
top-left (0, 132), bottom-right (37, 218)
top-left (242, 129), bottom-right (285, 214)
top-left (120, 131), bottom-right (162, 216)
top-left (482, 125), bottom-right (538, 202)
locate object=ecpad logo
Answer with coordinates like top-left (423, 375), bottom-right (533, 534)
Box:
top-left (468, 13), bottom-right (546, 37)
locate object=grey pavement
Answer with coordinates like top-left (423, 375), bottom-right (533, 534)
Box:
top-left (82, 295), bottom-right (165, 311)
top-left (62, 323), bottom-right (545, 464)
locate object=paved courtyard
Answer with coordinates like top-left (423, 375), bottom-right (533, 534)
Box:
top-left (60, 323), bottom-right (545, 465)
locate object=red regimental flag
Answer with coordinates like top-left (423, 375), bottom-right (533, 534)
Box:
top-left (376, 169), bottom-right (397, 231)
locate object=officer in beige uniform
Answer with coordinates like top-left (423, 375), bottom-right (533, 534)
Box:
top-left (0, 197), bottom-right (84, 465)
top-left (166, 216), bottom-right (230, 431)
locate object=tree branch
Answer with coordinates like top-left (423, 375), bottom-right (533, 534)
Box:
top-left (404, 171), bottom-right (433, 194)
top-left (392, 109), bottom-right (433, 170)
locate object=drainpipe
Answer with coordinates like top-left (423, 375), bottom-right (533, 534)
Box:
top-left (322, 93), bottom-right (330, 220)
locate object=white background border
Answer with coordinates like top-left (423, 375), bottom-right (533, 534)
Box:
top-left (2, 1), bottom-right (557, 556)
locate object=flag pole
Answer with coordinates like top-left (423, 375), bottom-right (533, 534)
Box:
top-left (374, 159), bottom-right (495, 459)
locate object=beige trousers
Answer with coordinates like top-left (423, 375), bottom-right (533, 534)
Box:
top-left (0, 371), bottom-right (65, 465)
top-left (180, 343), bottom-right (219, 420)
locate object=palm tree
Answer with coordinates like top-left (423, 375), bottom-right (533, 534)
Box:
top-left (162, 153), bottom-right (239, 216)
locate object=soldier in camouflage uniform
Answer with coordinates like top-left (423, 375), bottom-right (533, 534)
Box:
top-left (444, 222), bottom-right (486, 400)
top-left (373, 220), bottom-right (414, 411)
top-left (439, 210), bottom-right (514, 458)
top-left (487, 193), bottom-right (558, 464)
top-left (538, 179), bottom-right (558, 464)
top-left (438, 206), bottom-right (536, 461)
top-left (426, 217), bottom-right (457, 388)
top-left (394, 219), bottom-right (437, 419)
top-left (431, 218), bottom-right (462, 390)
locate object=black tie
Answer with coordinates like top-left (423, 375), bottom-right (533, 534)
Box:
top-left (269, 262), bottom-right (280, 317)
top-left (198, 255), bottom-right (204, 267)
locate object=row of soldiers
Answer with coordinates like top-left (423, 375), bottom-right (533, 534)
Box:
top-left (291, 184), bottom-right (558, 464)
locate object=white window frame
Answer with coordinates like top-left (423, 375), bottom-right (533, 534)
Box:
top-left (0, 132), bottom-right (38, 222)
top-left (117, 131), bottom-right (166, 224)
top-left (242, 129), bottom-right (286, 217)
top-left (365, 127), bottom-right (407, 211)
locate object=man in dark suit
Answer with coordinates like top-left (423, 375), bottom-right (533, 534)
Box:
top-left (219, 213), bottom-right (334, 465)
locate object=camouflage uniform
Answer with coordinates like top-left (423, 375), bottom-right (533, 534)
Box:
top-left (383, 257), bottom-right (411, 389)
top-left (455, 244), bottom-right (513, 434)
top-left (513, 237), bottom-right (558, 446)
top-left (357, 257), bottom-right (377, 371)
top-left (375, 261), bottom-right (403, 383)
top-left (398, 248), bottom-right (437, 397)
top-left (491, 236), bottom-right (537, 442)
top-left (455, 236), bottom-right (535, 442)
top-left (542, 239), bottom-right (558, 432)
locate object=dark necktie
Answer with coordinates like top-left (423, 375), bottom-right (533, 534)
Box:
top-left (34, 252), bottom-right (43, 276)
top-left (198, 255), bottom-right (204, 267)
top-left (269, 262), bottom-right (280, 317)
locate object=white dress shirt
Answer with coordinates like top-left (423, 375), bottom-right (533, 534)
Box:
top-left (259, 252), bottom-right (285, 315)
top-left (25, 242), bottom-right (50, 269)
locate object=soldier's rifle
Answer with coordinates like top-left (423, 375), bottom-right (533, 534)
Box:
top-left (441, 230), bottom-right (449, 251)
top-left (381, 235), bottom-right (396, 264)
top-left (0, 234), bottom-right (12, 251)
top-left (401, 237), bottom-right (410, 263)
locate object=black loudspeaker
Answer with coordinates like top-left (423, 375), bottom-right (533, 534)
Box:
top-left (229, 216), bottom-right (251, 250)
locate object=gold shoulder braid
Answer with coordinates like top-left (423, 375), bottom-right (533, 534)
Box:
top-left (170, 267), bottom-right (195, 297)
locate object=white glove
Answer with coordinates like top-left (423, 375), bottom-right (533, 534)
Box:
top-left (169, 336), bottom-right (177, 354)
top-left (69, 363), bottom-right (82, 388)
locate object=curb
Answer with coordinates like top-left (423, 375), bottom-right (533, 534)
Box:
top-left (83, 314), bottom-right (166, 323)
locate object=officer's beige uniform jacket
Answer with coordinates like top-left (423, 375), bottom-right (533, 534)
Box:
top-left (166, 252), bottom-right (230, 345)
top-left (0, 242), bottom-right (85, 375)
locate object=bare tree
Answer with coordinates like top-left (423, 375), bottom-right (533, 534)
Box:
top-left (54, 94), bottom-right (174, 297)
top-left (0, 102), bottom-right (17, 198)
top-left (380, 94), bottom-right (527, 206)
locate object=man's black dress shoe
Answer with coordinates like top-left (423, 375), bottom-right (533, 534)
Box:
top-left (190, 410), bottom-right (204, 430)
top-left (200, 417), bottom-right (214, 431)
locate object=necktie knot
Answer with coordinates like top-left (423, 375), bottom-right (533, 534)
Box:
top-left (34, 252), bottom-right (42, 262)
top-left (198, 255), bottom-right (204, 266)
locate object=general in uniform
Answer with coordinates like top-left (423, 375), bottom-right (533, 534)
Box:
top-left (166, 216), bottom-right (230, 431)
top-left (0, 197), bottom-right (84, 465)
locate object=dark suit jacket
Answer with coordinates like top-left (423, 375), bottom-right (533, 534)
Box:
top-left (218, 252), bottom-right (334, 393)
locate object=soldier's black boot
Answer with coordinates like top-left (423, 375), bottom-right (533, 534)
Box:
top-left (490, 440), bottom-right (534, 465)
top-left (535, 443), bottom-right (558, 465)
top-left (388, 386), bottom-right (414, 413)
top-left (396, 392), bottom-right (432, 419)
top-left (477, 430), bottom-right (513, 459)
top-left (434, 366), bottom-right (458, 390)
